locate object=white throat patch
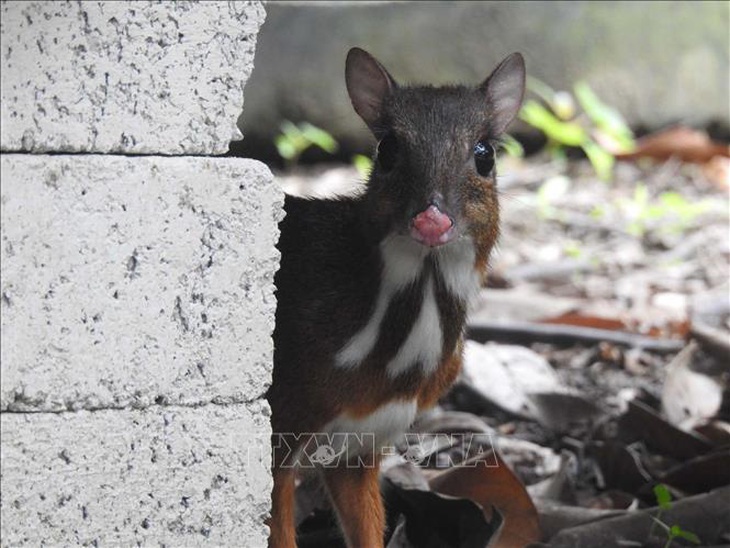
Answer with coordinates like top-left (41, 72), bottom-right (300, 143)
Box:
top-left (433, 237), bottom-right (482, 304)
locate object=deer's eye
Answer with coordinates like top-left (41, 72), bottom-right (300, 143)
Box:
top-left (473, 139), bottom-right (495, 176)
top-left (377, 133), bottom-right (399, 172)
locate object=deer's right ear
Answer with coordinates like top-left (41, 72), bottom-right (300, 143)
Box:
top-left (479, 52), bottom-right (526, 136)
top-left (346, 47), bottom-right (397, 137)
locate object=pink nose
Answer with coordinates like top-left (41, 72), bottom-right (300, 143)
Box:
top-left (410, 205), bottom-right (454, 247)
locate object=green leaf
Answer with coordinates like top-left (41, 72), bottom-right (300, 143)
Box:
top-left (279, 120), bottom-right (302, 140)
top-left (659, 192), bottom-right (689, 209)
top-left (654, 484), bottom-right (673, 510)
top-left (574, 81), bottom-right (635, 150)
top-left (352, 154), bottom-right (373, 179)
top-left (274, 120), bottom-right (340, 165)
top-left (659, 192), bottom-right (712, 221)
top-left (590, 205), bottom-right (605, 219)
top-left (563, 242), bottom-right (582, 258)
top-left (274, 135), bottom-right (297, 160)
top-left (644, 204), bottom-right (668, 220)
top-left (673, 527), bottom-right (701, 544)
top-left (500, 134), bottom-right (525, 158)
top-left (300, 123), bottom-right (339, 154)
top-left (552, 91), bottom-right (576, 121)
top-left (519, 100), bottom-right (586, 146)
top-left (582, 140), bottom-right (614, 181)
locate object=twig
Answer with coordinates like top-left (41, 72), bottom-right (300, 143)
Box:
top-left (467, 320), bottom-right (685, 353)
top-left (690, 320), bottom-right (730, 362)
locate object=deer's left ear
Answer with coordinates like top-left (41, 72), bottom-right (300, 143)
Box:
top-left (479, 52), bottom-right (526, 135)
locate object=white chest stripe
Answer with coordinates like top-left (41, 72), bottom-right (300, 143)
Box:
top-left (336, 287), bottom-right (391, 368)
top-left (386, 276), bottom-right (443, 378)
top-left (336, 236), bottom-right (427, 369)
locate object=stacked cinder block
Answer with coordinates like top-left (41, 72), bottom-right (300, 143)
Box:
top-left (0, 2), bottom-right (280, 545)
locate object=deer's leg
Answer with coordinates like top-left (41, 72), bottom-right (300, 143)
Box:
top-left (268, 463), bottom-right (297, 548)
top-left (320, 459), bottom-right (384, 548)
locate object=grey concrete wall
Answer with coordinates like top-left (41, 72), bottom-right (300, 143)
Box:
top-left (1, 1), bottom-right (263, 154)
top-left (1, 2), bottom-right (280, 546)
top-left (1, 403), bottom-right (271, 546)
top-left (240, 1), bottom-right (729, 153)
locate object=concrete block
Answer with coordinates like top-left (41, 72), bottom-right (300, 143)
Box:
top-left (0, 401), bottom-right (272, 546)
top-left (1, 155), bottom-right (284, 412)
top-left (0, 1), bottom-right (266, 154)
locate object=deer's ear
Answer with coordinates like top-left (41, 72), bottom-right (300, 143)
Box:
top-left (346, 47), bottom-right (397, 136)
top-left (480, 52), bottom-right (526, 135)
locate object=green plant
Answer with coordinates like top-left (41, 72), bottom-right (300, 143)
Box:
top-left (352, 153), bottom-right (373, 179)
top-left (649, 484), bottom-right (701, 548)
top-left (275, 120), bottom-right (338, 167)
top-left (518, 76), bottom-right (635, 181)
top-left (562, 241), bottom-right (583, 259)
top-left (499, 134), bottom-right (525, 158)
top-left (618, 184), bottom-right (716, 237)
top-left (274, 121), bottom-right (375, 180)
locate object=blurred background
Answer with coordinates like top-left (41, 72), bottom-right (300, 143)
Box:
top-left (236, 2), bottom-right (730, 547)
top-left (232, 0), bottom-right (728, 165)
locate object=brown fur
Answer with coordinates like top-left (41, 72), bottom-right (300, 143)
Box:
top-left (321, 456), bottom-right (384, 548)
top-left (268, 466), bottom-right (297, 548)
top-left (463, 173), bottom-right (501, 276)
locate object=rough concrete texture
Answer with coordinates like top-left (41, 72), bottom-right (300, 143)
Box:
top-left (241, 1), bottom-right (729, 151)
top-left (1, 155), bottom-right (284, 412)
top-left (0, 401), bottom-right (272, 546)
top-left (0, 1), bottom-right (265, 154)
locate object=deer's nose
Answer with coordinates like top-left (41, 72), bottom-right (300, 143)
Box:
top-left (410, 204), bottom-right (455, 247)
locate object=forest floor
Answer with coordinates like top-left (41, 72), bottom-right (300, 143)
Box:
top-left (276, 151), bottom-right (729, 548)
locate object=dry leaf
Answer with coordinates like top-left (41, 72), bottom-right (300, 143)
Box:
top-left (527, 392), bottom-right (604, 433)
top-left (660, 451), bottom-right (730, 495)
top-left (547, 486), bottom-right (730, 547)
top-left (539, 312), bottom-right (690, 340)
top-left (540, 312), bottom-right (627, 331)
top-left (586, 441), bottom-right (652, 494)
top-left (460, 341), bottom-right (563, 420)
top-left (701, 155), bottom-right (730, 190)
top-left (382, 475), bottom-right (504, 548)
top-left (616, 125), bottom-right (730, 164)
top-left (618, 399), bottom-right (714, 461)
top-left (429, 451), bottom-right (541, 548)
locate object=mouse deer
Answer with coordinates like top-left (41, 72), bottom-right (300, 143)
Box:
top-left (268, 47), bottom-right (525, 548)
